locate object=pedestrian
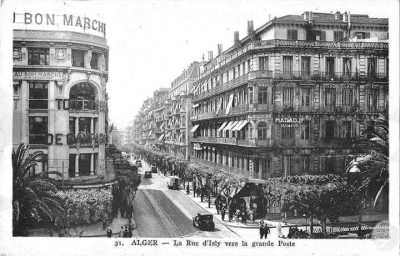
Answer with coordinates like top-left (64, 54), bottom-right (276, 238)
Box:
top-left (259, 220), bottom-right (265, 239)
top-left (186, 184), bottom-right (190, 194)
top-left (221, 207), bottom-right (226, 221)
top-left (119, 226), bottom-right (124, 237)
top-left (106, 226), bottom-right (112, 238)
top-left (264, 224), bottom-right (270, 239)
top-left (277, 222), bottom-right (282, 238)
top-left (123, 226), bottom-right (129, 237)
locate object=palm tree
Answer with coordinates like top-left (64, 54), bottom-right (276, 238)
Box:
top-left (346, 113), bottom-right (388, 208)
top-left (12, 144), bottom-right (65, 236)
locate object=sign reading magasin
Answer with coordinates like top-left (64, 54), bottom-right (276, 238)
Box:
top-left (13, 71), bottom-right (68, 81)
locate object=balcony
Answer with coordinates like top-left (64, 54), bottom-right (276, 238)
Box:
top-left (199, 39), bottom-right (387, 81)
top-left (194, 71), bottom-right (387, 102)
top-left (69, 99), bottom-right (98, 112)
top-left (192, 136), bottom-right (272, 147)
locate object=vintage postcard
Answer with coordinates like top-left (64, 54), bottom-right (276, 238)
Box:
top-left (0, 0), bottom-right (398, 255)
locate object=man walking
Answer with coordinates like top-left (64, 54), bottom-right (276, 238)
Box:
top-left (264, 224), bottom-right (270, 239)
top-left (259, 220), bottom-right (265, 239)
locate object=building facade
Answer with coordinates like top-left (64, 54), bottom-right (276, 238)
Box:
top-left (190, 11), bottom-right (388, 179)
top-left (13, 14), bottom-right (110, 181)
top-left (163, 62), bottom-right (202, 160)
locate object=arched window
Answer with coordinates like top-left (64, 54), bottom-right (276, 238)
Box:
top-left (257, 121), bottom-right (267, 140)
top-left (69, 82), bottom-right (97, 111)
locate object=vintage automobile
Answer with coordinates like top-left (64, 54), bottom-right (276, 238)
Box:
top-left (192, 213), bottom-right (215, 231)
top-left (151, 165), bottom-right (157, 173)
top-left (144, 170), bottom-right (152, 178)
top-left (167, 176), bottom-right (181, 190)
top-left (135, 160), bottom-right (142, 167)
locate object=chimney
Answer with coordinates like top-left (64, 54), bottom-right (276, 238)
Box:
top-left (247, 20), bottom-right (254, 35)
top-left (217, 44), bottom-right (223, 55)
top-left (343, 11), bottom-right (348, 22)
top-left (234, 31), bottom-right (240, 47)
top-left (207, 50), bottom-right (213, 61)
top-left (334, 11), bottom-right (342, 21)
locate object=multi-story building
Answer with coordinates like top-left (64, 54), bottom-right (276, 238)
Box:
top-left (135, 88), bottom-right (169, 147)
top-left (163, 62), bottom-right (202, 160)
top-left (12, 11), bottom-right (110, 181)
top-left (190, 11), bottom-right (388, 179)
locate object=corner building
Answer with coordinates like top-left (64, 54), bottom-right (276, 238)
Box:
top-left (191, 11), bottom-right (388, 178)
top-left (13, 24), bottom-right (110, 181)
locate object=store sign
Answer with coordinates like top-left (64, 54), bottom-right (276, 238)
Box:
top-left (13, 71), bottom-right (67, 81)
top-left (275, 116), bottom-right (304, 127)
top-left (13, 12), bottom-right (106, 37)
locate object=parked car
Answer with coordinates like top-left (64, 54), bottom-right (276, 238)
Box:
top-left (135, 160), bottom-right (142, 167)
top-left (167, 176), bottom-right (181, 190)
top-left (151, 165), bottom-right (157, 173)
top-left (192, 213), bottom-right (215, 231)
top-left (144, 171), bottom-right (152, 178)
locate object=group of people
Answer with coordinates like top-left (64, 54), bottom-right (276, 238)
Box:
top-left (111, 180), bottom-right (135, 219)
top-left (259, 220), bottom-right (271, 239)
top-left (106, 225), bottom-right (134, 238)
top-left (287, 226), bottom-right (308, 238)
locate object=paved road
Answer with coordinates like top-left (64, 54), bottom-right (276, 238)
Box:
top-left (131, 159), bottom-right (238, 238)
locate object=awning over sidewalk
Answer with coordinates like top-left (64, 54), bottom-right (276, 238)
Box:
top-left (158, 134), bottom-right (165, 141)
top-left (190, 124), bottom-right (200, 133)
top-left (217, 121), bottom-right (228, 133)
top-left (224, 121), bottom-right (239, 132)
top-left (232, 120), bottom-right (249, 131)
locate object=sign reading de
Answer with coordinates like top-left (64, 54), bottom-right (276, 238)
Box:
top-left (13, 12), bottom-right (106, 37)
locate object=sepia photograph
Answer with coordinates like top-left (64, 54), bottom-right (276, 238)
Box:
top-left (0, 0), bottom-right (399, 255)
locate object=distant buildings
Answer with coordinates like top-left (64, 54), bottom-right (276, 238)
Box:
top-left (134, 11), bottom-right (388, 179)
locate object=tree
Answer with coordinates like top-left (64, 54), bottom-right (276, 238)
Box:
top-left (286, 183), bottom-right (362, 236)
top-left (12, 144), bottom-right (64, 236)
top-left (347, 113), bottom-right (388, 208)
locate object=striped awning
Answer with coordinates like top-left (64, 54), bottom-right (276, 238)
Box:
top-left (231, 120), bottom-right (244, 131)
top-left (222, 121), bottom-right (234, 132)
top-left (158, 134), bottom-right (165, 141)
top-left (224, 121), bottom-right (239, 131)
top-left (217, 121), bottom-right (228, 133)
top-left (233, 120), bottom-right (249, 131)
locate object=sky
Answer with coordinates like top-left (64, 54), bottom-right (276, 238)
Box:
top-left (12, 0), bottom-right (393, 130)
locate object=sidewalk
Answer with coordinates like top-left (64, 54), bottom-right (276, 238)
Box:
top-left (179, 188), bottom-right (286, 230)
top-left (179, 187), bottom-right (387, 231)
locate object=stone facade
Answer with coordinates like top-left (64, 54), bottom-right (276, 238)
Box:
top-left (12, 29), bottom-right (109, 181)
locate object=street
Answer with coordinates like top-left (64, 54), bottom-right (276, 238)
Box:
top-left (132, 160), bottom-right (239, 238)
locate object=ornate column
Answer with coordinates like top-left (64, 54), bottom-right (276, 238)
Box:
top-left (90, 153), bottom-right (94, 175)
top-left (75, 117), bottom-right (79, 135)
top-left (75, 154), bottom-right (79, 177)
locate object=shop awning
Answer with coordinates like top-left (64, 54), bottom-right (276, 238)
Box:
top-left (231, 120), bottom-right (244, 131)
top-left (217, 121), bottom-right (228, 133)
top-left (234, 120), bottom-right (249, 131)
top-left (225, 121), bottom-right (239, 131)
top-left (193, 103), bottom-right (200, 108)
top-left (158, 134), bottom-right (165, 141)
top-left (222, 121), bottom-right (234, 132)
top-left (190, 124), bottom-right (200, 133)
top-left (148, 130), bottom-right (152, 136)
